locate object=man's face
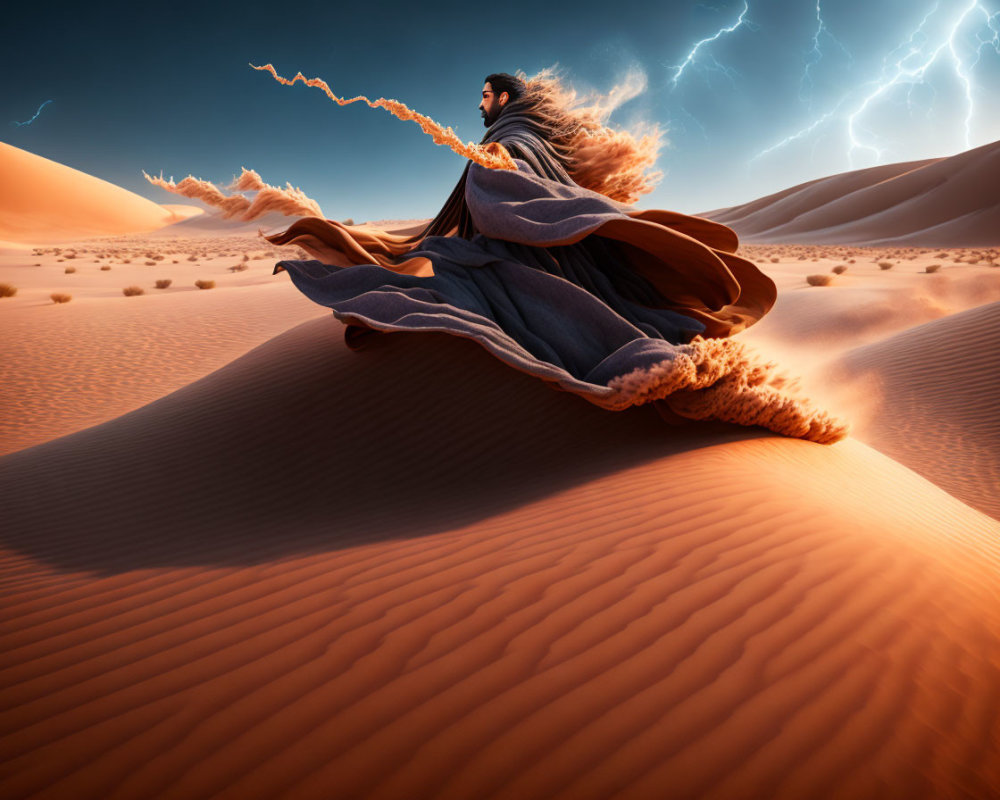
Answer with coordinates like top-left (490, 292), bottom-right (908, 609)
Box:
top-left (479, 82), bottom-right (508, 127)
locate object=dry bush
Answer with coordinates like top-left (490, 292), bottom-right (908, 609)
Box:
top-left (63, 252), bottom-right (76, 259)
top-left (806, 274), bottom-right (833, 286)
top-left (0, 283), bottom-right (17, 297)
top-left (33, 263), bottom-right (41, 267)
top-left (228, 263), bottom-right (249, 272)
top-left (877, 261), bottom-right (894, 270)
top-left (195, 279), bottom-right (215, 290)
top-left (100, 265), bottom-right (111, 271)
top-left (152, 255), bottom-right (165, 261)
top-left (187, 254), bottom-right (198, 261)
top-left (832, 265), bottom-right (848, 274)
top-left (242, 254), bottom-right (250, 261)
top-left (172, 259), bottom-right (179, 263)
top-left (155, 279), bottom-right (173, 289)
top-left (144, 261), bottom-right (156, 266)
top-left (122, 285), bottom-right (145, 296)
top-left (50, 293), bottom-right (72, 304)
top-left (64, 266), bottom-right (77, 274)
top-left (770, 257), bottom-right (780, 263)
top-left (925, 264), bottom-right (942, 273)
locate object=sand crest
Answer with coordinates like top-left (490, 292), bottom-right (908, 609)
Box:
top-left (0, 143), bottom-right (184, 243)
top-left (707, 138), bottom-right (1000, 246)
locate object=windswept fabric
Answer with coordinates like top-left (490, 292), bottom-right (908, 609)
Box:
top-left (267, 116), bottom-right (847, 444)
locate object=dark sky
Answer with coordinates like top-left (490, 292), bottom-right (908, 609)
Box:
top-left (5, 0), bottom-right (999, 220)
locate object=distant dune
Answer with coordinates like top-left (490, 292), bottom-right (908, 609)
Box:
top-left (705, 139), bottom-right (1000, 246)
top-left (0, 142), bottom-right (182, 242)
top-left (148, 211), bottom-right (428, 238)
top-left (160, 203), bottom-right (205, 222)
top-left (146, 207), bottom-right (300, 238)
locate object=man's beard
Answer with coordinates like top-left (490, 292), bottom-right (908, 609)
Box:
top-left (482, 105), bottom-right (502, 128)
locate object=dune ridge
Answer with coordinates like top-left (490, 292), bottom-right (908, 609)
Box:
top-left (831, 300), bottom-right (1000, 520)
top-left (0, 142), bottom-right (178, 243)
top-left (705, 139), bottom-right (1000, 246)
top-left (1, 319), bottom-right (999, 799)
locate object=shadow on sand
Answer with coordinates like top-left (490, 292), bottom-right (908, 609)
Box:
top-left (0, 315), bottom-right (764, 573)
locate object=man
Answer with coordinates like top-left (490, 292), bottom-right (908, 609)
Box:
top-left (479, 76), bottom-right (512, 128)
top-left (266, 72), bottom-right (842, 442)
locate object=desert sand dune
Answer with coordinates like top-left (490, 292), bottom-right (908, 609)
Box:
top-left (1, 317), bottom-right (999, 799)
top-left (0, 142), bottom-right (183, 243)
top-left (830, 301), bottom-right (1000, 520)
top-left (706, 139), bottom-right (1000, 246)
top-left (160, 204), bottom-right (206, 222)
top-left (703, 157), bottom-right (941, 233)
top-left (147, 208), bottom-right (301, 238)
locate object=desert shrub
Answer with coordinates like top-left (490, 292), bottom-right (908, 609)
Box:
top-left (100, 265), bottom-right (111, 271)
top-left (155, 279), bottom-right (172, 289)
top-left (122, 258), bottom-right (132, 264)
top-left (769, 257), bottom-right (779, 263)
top-left (228, 263), bottom-right (248, 272)
top-left (877, 261), bottom-right (894, 270)
top-left (50, 293), bottom-right (72, 303)
top-left (925, 264), bottom-right (941, 273)
top-left (195, 279), bottom-right (215, 290)
top-left (123, 285), bottom-right (145, 296)
top-left (144, 261), bottom-right (156, 266)
top-left (806, 274), bottom-right (833, 286)
top-left (64, 266), bottom-right (77, 274)
top-left (187, 254), bottom-right (198, 261)
top-left (242, 253), bottom-right (250, 261)
top-left (832, 265), bottom-right (848, 274)
top-left (63, 252), bottom-right (76, 259)
top-left (0, 283), bottom-right (17, 297)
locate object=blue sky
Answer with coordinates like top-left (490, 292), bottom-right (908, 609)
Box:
top-left (6, 0), bottom-right (999, 220)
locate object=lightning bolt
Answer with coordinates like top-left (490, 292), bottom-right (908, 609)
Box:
top-left (847, 0), bottom-right (997, 162)
top-left (749, 109), bottom-right (838, 163)
top-left (669, 1), bottom-right (755, 89)
top-left (12, 100), bottom-right (52, 127)
top-left (799, 0), bottom-right (852, 106)
top-left (753, 0), bottom-right (1000, 167)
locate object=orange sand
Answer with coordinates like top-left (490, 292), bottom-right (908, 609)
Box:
top-left (0, 142), bottom-right (201, 243)
top-left (1, 144), bottom-right (999, 800)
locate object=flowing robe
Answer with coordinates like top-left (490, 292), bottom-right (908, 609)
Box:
top-left (266, 113), bottom-right (845, 442)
